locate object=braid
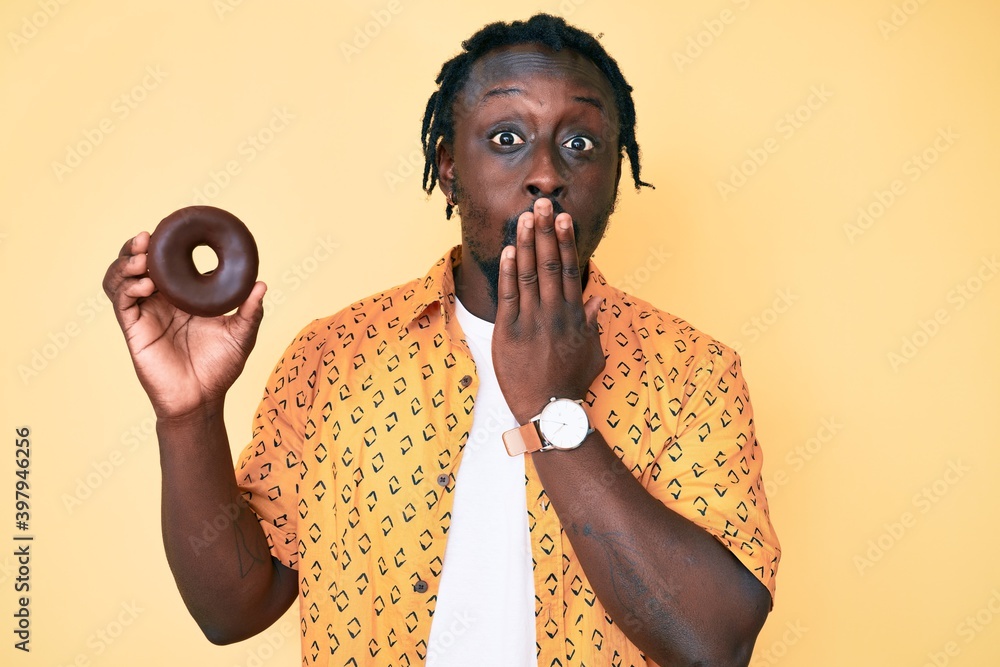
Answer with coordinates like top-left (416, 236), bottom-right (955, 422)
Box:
top-left (421, 13), bottom-right (653, 219)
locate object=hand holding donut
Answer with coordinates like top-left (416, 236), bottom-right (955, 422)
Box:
top-left (102, 207), bottom-right (266, 420)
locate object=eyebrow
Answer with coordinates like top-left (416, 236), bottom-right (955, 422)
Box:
top-left (481, 86), bottom-right (525, 102)
top-left (479, 87), bottom-right (607, 114)
top-left (573, 95), bottom-right (606, 114)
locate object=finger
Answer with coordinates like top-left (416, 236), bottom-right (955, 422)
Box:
top-left (532, 198), bottom-right (563, 305)
top-left (104, 234), bottom-right (155, 328)
top-left (234, 281), bottom-right (267, 322)
top-left (555, 212), bottom-right (583, 304)
top-left (120, 275), bottom-right (156, 302)
top-left (495, 245), bottom-right (519, 325)
top-left (116, 275), bottom-right (157, 330)
top-left (118, 231), bottom-right (150, 258)
top-left (104, 233), bottom-right (151, 298)
top-left (229, 281), bottom-right (269, 347)
top-left (515, 211), bottom-right (539, 312)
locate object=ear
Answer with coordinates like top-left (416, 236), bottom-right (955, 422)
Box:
top-left (614, 153), bottom-right (623, 192)
top-left (436, 141), bottom-right (456, 201)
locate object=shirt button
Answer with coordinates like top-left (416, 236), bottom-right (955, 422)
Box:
top-left (460, 375), bottom-right (472, 388)
top-left (436, 474), bottom-right (449, 487)
top-left (414, 579), bottom-right (429, 593)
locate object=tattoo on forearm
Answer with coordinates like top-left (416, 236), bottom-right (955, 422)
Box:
top-left (577, 523), bottom-right (671, 634)
top-left (233, 511), bottom-right (270, 578)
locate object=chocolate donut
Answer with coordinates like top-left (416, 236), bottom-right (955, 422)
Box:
top-left (147, 206), bottom-right (259, 317)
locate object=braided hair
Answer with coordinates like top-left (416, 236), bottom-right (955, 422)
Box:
top-left (420, 13), bottom-right (654, 219)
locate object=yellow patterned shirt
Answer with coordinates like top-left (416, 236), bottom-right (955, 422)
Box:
top-left (236, 245), bottom-right (780, 667)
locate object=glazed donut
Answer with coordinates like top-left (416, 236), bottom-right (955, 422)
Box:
top-left (146, 206), bottom-right (259, 317)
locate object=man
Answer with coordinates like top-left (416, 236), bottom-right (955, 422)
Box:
top-left (104, 13), bottom-right (779, 667)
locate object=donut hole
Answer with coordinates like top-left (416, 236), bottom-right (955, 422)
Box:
top-left (192, 244), bottom-right (220, 276)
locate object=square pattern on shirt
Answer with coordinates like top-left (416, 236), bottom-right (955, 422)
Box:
top-left (236, 246), bottom-right (781, 667)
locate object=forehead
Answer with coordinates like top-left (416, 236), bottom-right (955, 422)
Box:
top-left (455, 43), bottom-right (618, 126)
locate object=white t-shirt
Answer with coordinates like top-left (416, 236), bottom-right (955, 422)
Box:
top-left (424, 298), bottom-right (537, 666)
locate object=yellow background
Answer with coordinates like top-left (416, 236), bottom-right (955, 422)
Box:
top-left (3, 0), bottom-right (999, 665)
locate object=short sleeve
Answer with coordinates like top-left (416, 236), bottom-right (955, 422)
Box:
top-left (235, 325), bottom-right (320, 569)
top-left (646, 347), bottom-right (780, 601)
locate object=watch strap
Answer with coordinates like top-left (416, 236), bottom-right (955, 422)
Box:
top-left (502, 421), bottom-right (544, 456)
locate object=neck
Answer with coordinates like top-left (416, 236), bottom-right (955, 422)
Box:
top-left (454, 259), bottom-right (497, 323)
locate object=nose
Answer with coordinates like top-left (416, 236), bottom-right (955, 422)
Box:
top-left (524, 143), bottom-right (567, 200)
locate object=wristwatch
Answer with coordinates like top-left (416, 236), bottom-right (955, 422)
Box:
top-left (503, 398), bottom-right (594, 456)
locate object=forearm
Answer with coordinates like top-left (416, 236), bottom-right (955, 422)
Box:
top-left (156, 400), bottom-right (296, 644)
top-left (530, 430), bottom-right (770, 666)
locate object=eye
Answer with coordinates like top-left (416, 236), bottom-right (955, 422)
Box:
top-left (563, 136), bottom-right (595, 151)
top-left (490, 131), bottom-right (524, 147)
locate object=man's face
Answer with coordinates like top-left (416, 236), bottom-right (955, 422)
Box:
top-left (437, 43), bottom-right (623, 305)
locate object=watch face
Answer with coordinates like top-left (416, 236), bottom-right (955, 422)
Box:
top-left (538, 399), bottom-right (589, 450)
